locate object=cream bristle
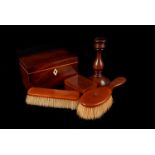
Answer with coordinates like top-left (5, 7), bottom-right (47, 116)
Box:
top-left (26, 95), bottom-right (78, 110)
top-left (76, 96), bottom-right (113, 120)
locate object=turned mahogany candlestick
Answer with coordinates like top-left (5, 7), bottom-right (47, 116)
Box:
top-left (90, 37), bottom-right (110, 87)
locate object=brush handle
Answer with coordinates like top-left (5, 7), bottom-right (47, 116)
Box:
top-left (108, 77), bottom-right (126, 90)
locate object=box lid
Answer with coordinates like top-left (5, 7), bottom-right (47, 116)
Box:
top-left (19, 49), bottom-right (78, 73)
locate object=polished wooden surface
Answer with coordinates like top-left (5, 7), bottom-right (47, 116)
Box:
top-left (90, 76), bottom-right (110, 87)
top-left (93, 37), bottom-right (105, 77)
top-left (80, 87), bottom-right (112, 107)
top-left (91, 37), bottom-right (110, 86)
top-left (64, 75), bottom-right (97, 94)
top-left (80, 77), bottom-right (126, 107)
top-left (28, 87), bottom-right (80, 100)
top-left (19, 49), bottom-right (78, 73)
top-left (108, 77), bottom-right (127, 90)
top-left (19, 49), bottom-right (78, 89)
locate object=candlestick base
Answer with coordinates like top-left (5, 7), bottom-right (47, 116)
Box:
top-left (90, 75), bottom-right (110, 87)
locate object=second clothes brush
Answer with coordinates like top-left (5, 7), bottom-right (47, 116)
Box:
top-left (76, 77), bottom-right (126, 120)
top-left (26, 87), bottom-right (80, 110)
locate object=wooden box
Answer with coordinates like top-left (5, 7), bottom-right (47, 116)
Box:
top-left (19, 49), bottom-right (78, 89)
top-left (64, 75), bottom-right (97, 94)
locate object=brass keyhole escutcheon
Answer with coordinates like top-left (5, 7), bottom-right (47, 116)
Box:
top-left (53, 68), bottom-right (58, 76)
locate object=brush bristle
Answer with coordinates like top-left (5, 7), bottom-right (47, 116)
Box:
top-left (76, 96), bottom-right (113, 120)
top-left (26, 95), bottom-right (78, 110)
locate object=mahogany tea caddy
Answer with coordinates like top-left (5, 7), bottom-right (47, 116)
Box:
top-left (19, 49), bottom-right (78, 89)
